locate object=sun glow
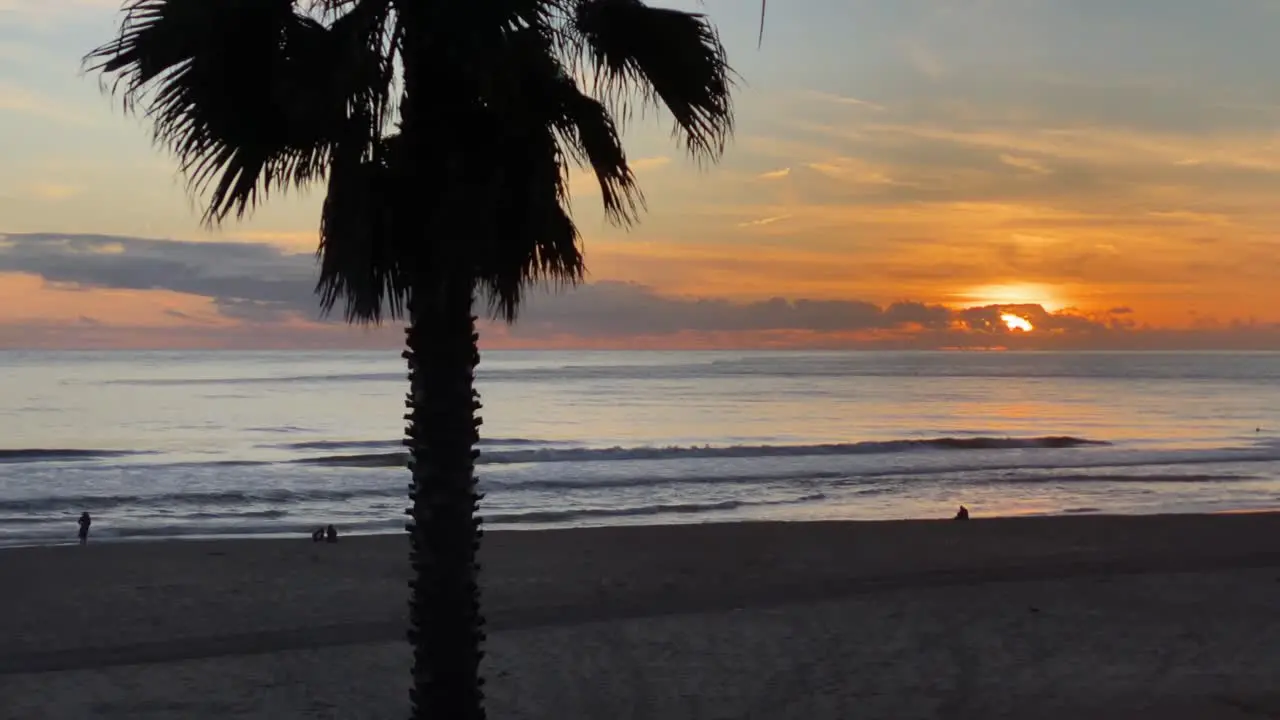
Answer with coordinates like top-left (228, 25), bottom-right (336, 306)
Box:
top-left (1001, 313), bottom-right (1034, 332)
top-left (955, 283), bottom-right (1063, 312)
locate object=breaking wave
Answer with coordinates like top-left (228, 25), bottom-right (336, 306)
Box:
top-left (297, 436), bottom-right (1110, 468)
top-left (483, 493), bottom-right (829, 525)
top-left (269, 437), bottom-right (553, 451)
top-left (0, 449), bottom-right (144, 463)
top-left (0, 487), bottom-right (402, 514)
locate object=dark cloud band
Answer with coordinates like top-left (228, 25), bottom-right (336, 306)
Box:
top-left (1, 231), bottom-right (1277, 350)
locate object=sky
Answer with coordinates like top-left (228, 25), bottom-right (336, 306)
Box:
top-left (2, 0), bottom-right (1280, 350)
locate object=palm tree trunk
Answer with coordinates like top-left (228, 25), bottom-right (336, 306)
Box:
top-left (403, 274), bottom-right (487, 720)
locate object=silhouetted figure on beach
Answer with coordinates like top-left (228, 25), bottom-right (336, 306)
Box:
top-left (78, 512), bottom-right (91, 545)
top-left (311, 526), bottom-right (325, 542)
top-left (953, 505), bottom-right (970, 521)
top-left (325, 524), bottom-right (338, 543)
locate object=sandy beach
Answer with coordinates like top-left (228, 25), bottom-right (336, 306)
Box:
top-left (4, 513), bottom-right (1280, 718)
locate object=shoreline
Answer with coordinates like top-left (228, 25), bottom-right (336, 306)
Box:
top-left (9, 505), bottom-right (1280, 551)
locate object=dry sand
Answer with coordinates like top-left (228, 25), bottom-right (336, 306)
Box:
top-left (4, 514), bottom-right (1280, 718)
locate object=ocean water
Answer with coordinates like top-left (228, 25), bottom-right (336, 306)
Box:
top-left (2, 350), bottom-right (1280, 546)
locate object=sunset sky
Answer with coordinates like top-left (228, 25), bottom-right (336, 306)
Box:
top-left (2, 0), bottom-right (1280, 349)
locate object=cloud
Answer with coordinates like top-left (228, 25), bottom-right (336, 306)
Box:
top-left (630, 156), bottom-right (672, 171)
top-left (514, 282), bottom-right (1089, 338)
top-left (999, 154), bottom-right (1050, 175)
top-left (763, 53), bottom-right (1280, 254)
top-left (0, 232), bottom-right (320, 318)
top-left (756, 168), bottom-right (791, 180)
top-left (736, 214), bottom-right (792, 228)
top-left (26, 183), bottom-right (81, 200)
top-left (2, 233), bottom-right (1280, 351)
top-left (804, 91), bottom-right (887, 112)
top-left (514, 281), bottom-right (933, 336)
top-left (802, 157), bottom-right (897, 186)
top-left (6, 0), bottom-right (1280, 352)
top-left (507, 282), bottom-right (1280, 350)
top-left (707, 71), bottom-right (1280, 317)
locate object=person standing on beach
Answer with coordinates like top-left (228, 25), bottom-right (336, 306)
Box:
top-left (77, 512), bottom-right (91, 545)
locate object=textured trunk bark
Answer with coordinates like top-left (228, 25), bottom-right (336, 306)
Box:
top-left (403, 275), bottom-right (487, 720)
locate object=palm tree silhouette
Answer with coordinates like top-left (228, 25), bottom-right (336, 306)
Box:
top-left (85, 1), bottom-right (736, 718)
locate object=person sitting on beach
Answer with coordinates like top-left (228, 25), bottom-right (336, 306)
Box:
top-left (78, 512), bottom-right (92, 545)
top-left (311, 526), bottom-right (325, 542)
top-left (953, 505), bottom-right (970, 521)
top-left (325, 524), bottom-right (338, 543)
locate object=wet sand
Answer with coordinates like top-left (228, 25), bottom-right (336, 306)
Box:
top-left (5, 514), bottom-right (1280, 718)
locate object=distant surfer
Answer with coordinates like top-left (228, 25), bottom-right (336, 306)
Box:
top-left (953, 505), bottom-right (970, 522)
top-left (325, 524), bottom-right (338, 543)
top-left (311, 526), bottom-right (325, 542)
top-left (77, 512), bottom-right (91, 545)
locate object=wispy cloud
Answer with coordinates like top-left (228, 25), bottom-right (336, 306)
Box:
top-left (630, 156), bottom-right (672, 171)
top-left (852, 123), bottom-right (1280, 173)
top-left (803, 157), bottom-right (897, 186)
top-left (756, 167), bottom-right (791, 180)
top-left (566, 155), bottom-right (671, 199)
top-left (999, 154), bottom-right (1051, 174)
top-left (804, 91), bottom-right (887, 112)
top-left (736, 214), bottom-right (793, 228)
top-left (26, 183), bottom-right (81, 200)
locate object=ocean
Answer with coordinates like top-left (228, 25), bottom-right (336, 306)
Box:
top-left (2, 350), bottom-right (1280, 546)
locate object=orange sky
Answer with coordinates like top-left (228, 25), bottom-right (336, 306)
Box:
top-left (2, 0), bottom-right (1280, 349)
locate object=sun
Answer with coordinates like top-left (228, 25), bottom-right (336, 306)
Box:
top-left (1001, 313), bottom-right (1034, 332)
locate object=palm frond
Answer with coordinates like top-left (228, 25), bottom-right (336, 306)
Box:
top-left (550, 76), bottom-right (642, 227)
top-left (84, 0), bottom-right (392, 224)
top-left (759, 0), bottom-right (766, 47)
top-left (316, 133), bottom-right (410, 324)
top-left (469, 25), bottom-right (593, 321)
top-left (476, 125), bottom-right (583, 322)
top-left (567, 0), bottom-right (734, 161)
